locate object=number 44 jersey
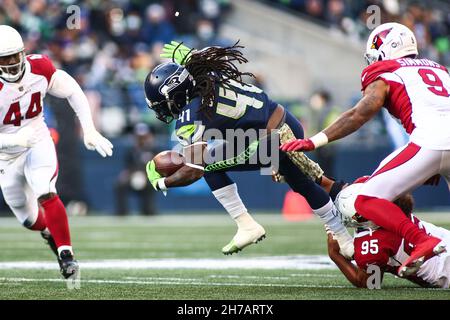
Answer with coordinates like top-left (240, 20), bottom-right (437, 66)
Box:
top-left (0, 54), bottom-right (55, 159)
top-left (174, 80), bottom-right (278, 147)
top-left (361, 58), bottom-right (450, 150)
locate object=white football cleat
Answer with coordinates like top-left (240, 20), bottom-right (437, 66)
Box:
top-left (222, 223), bottom-right (266, 255)
top-left (334, 230), bottom-right (355, 260)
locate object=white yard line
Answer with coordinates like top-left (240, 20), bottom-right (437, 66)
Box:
top-left (0, 277), bottom-right (350, 289)
top-left (0, 276), bottom-right (446, 291)
top-left (0, 255), bottom-right (336, 270)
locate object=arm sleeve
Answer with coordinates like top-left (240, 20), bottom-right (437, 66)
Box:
top-left (47, 69), bottom-right (96, 132)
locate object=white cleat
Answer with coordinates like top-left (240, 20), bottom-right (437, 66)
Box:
top-left (222, 224), bottom-right (266, 255)
top-left (334, 230), bottom-right (355, 260)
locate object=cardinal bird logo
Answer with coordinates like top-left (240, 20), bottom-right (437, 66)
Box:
top-left (371, 28), bottom-right (393, 50)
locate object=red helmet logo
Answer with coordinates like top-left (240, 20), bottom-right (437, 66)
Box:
top-left (371, 28), bottom-right (393, 50)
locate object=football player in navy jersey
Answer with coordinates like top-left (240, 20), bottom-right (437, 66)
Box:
top-left (144, 42), bottom-right (353, 256)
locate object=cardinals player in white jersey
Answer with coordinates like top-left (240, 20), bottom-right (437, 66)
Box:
top-left (329, 182), bottom-right (450, 288)
top-left (281, 22), bottom-right (449, 277)
top-left (0, 25), bottom-right (113, 279)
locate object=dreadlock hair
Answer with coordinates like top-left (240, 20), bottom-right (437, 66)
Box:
top-left (183, 41), bottom-right (255, 115)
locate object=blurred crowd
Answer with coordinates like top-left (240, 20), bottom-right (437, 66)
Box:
top-left (267, 0), bottom-right (450, 66)
top-left (0, 0), bottom-right (232, 138)
top-left (0, 0), bottom-right (447, 214)
top-left (0, 0), bottom-right (232, 214)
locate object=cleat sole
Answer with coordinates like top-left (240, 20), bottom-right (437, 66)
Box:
top-left (255, 234), bottom-right (266, 244)
top-left (398, 239), bottom-right (446, 277)
top-left (222, 234), bottom-right (267, 255)
top-left (399, 257), bottom-right (424, 277)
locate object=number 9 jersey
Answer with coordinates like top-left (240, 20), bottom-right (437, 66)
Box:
top-left (174, 80), bottom-right (278, 147)
top-left (361, 58), bottom-right (450, 150)
top-left (0, 54), bottom-right (55, 159)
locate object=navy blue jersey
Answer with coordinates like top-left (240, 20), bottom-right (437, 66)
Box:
top-left (174, 80), bottom-right (278, 146)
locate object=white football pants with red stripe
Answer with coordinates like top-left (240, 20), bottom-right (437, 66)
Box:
top-left (360, 142), bottom-right (450, 200)
top-left (0, 135), bottom-right (58, 225)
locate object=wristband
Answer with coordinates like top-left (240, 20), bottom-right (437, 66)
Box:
top-left (310, 132), bottom-right (329, 148)
top-left (157, 178), bottom-right (168, 192)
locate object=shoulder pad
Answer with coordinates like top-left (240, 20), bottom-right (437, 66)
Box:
top-left (361, 60), bottom-right (401, 91)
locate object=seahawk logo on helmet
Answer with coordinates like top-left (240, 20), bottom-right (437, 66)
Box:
top-left (365, 22), bottom-right (418, 65)
top-left (335, 183), bottom-right (379, 230)
top-left (159, 67), bottom-right (190, 95)
top-left (144, 62), bottom-right (193, 124)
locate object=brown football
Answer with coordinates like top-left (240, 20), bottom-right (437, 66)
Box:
top-left (153, 150), bottom-right (186, 177)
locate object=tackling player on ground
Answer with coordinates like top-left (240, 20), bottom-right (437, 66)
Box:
top-left (329, 180), bottom-right (450, 288)
top-left (144, 42), bottom-right (353, 257)
top-left (281, 22), bottom-right (449, 276)
top-left (0, 25), bottom-right (113, 279)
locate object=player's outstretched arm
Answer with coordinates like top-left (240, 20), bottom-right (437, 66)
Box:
top-left (322, 80), bottom-right (388, 142)
top-left (47, 69), bottom-right (113, 157)
top-left (327, 232), bottom-right (372, 288)
top-left (280, 80), bottom-right (388, 152)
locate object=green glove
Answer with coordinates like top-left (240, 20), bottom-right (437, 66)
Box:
top-left (146, 160), bottom-right (167, 195)
top-left (160, 41), bottom-right (194, 65)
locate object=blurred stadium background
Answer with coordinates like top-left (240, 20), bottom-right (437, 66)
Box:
top-left (0, 0), bottom-right (450, 300)
top-left (0, 0), bottom-right (449, 216)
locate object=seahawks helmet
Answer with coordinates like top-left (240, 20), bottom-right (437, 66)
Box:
top-left (144, 62), bottom-right (193, 124)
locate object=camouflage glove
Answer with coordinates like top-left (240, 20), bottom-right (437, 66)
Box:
top-left (278, 124), bottom-right (324, 182)
top-left (160, 41), bottom-right (194, 65)
top-left (146, 160), bottom-right (167, 195)
top-left (271, 170), bottom-right (286, 183)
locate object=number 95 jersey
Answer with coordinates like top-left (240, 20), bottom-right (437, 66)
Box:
top-left (0, 54), bottom-right (54, 160)
top-left (361, 58), bottom-right (450, 150)
top-left (174, 80), bottom-right (278, 146)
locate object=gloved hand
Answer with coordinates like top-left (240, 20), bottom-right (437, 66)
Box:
top-left (146, 160), bottom-right (167, 195)
top-left (271, 170), bottom-right (285, 183)
top-left (3, 126), bottom-right (40, 148)
top-left (160, 41), bottom-right (194, 65)
top-left (280, 138), bottom-right (316, 152)
top-left (83, 128), bottom-right (113, 157)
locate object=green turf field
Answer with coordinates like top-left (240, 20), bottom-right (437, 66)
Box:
top-left (0, 213), bottom-right (449, 300)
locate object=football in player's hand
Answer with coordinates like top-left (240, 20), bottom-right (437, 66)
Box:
top-left (153, 151), bottom-right (186, 177)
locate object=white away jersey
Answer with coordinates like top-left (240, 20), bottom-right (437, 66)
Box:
top-left (361, 58), bottom-right (450, 150)
top-left (0, 54), bottom-right (56, 160)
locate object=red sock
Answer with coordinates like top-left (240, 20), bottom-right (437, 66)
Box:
top-left (40, 195), bottom-right (71, 248)
top-left (28, 207), bottom-right (48, 231)
top-left (355, 195), bottom-right (430, 246)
